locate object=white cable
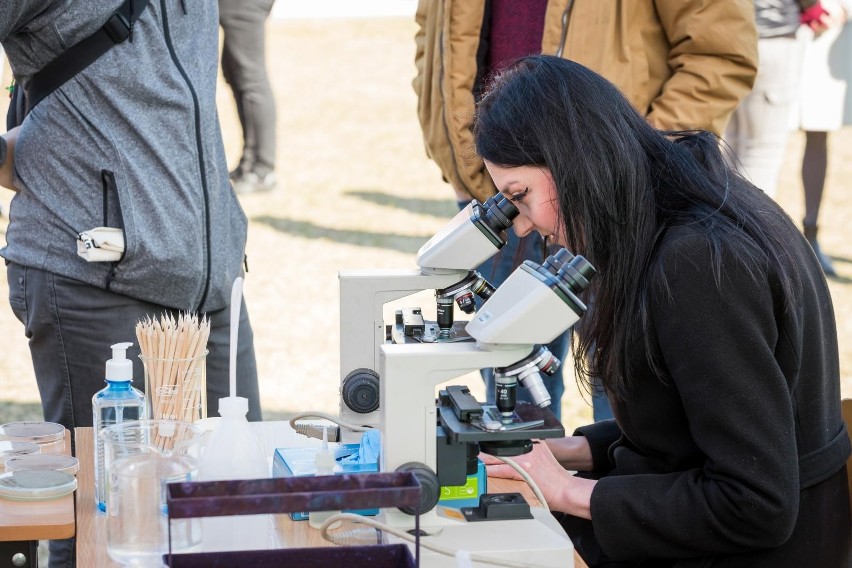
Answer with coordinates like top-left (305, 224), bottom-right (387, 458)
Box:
top-left (494, 455), bottom-right (549, 511)
top-left (288, 410), bottom-right (372, 441)
top-left (455, 549), bottom-right (474, 568)
top-left (456, 550), bottom-right (473, 568)
top-left (318, 512), bottom-right (548, 568)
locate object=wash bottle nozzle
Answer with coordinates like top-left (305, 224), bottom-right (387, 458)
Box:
top-left (308, 425), bottom-right (340, 529)
top-left (315, 425), bottom-right (335, 475)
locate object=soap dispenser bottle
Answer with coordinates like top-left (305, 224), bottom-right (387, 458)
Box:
top-left (92, 342), bottom-right (145, 512)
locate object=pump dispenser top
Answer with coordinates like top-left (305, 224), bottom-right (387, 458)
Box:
top-left (106, 342), bottom-right (133, 382)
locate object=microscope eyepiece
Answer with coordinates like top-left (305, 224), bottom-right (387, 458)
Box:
top-left (541, 248), bottom-right (574, 274)
top-left (480, 194), bottom-right (519, 235)
top-left (556, 255), bottom-right (596, 295)
top-left (532, 248), bottom-right (596, 301)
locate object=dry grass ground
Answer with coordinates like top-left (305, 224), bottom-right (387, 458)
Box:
top-left (1, 17), bottom-right (851, 435)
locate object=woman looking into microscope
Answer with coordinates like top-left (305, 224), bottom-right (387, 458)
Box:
top-left (476, 55), bottom-right (850, 567)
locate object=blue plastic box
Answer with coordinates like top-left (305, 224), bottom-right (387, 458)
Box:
top-left (437, 460), bottom-right (487, 510)
top-left (273, 444), bottom-right (379, 520)
top-left (272, 444), bottom-right (487, 519)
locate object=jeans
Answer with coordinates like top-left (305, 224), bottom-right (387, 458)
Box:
top-left (7, 262), bottom-right (261, 567)
top-left (219, 0), bottom-right (277, 176)
top-left (459, 201), bottom-right (569, 421)
top-left (592, 378), bottom-right (614, 421)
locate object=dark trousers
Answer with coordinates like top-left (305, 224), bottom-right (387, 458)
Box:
top-left (7, 262), bottom-right (261, 567)
top-left (219, 0), bottom-right (277, 175)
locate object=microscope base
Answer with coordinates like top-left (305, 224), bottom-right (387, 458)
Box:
top-left (382, 507), bottom-right (574, 568)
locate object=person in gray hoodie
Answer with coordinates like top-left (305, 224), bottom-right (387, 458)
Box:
top-left (0, 0), bottom-right (261, 558)
top-left (0, 0), bottom-right (262, 413)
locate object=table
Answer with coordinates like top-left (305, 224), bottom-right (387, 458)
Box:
top-left (75, 424), bottom-right (588, 568)
top-left (0, 430), bottom-right (75, 568)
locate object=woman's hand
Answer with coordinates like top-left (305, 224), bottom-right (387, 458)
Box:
top-left (482, 438), bottom-right (596, 519)
top-left (544, 435), bottom-right (595, 472)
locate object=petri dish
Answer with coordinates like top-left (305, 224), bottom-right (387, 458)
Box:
top-left (4, 454), bottom-right (79, 475)
top-left (0, 441), bottom-right (41, 471)
top-left (0, 469), bottom-right (77, 501)
top-left (0, 421), bottom-right (65, 446)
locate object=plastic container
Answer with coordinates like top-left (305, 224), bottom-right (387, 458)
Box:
top-left (0, 421), bottom-right (65, 451)
top-left (92, 342), bottom-right (146, 512)
top-left (4, 454), bottom-right (79, 475)
top-left (198, 396), bottom-right (272, 552)
top-left (0, 441), bottom-right (41, 473)
top-left (308, 426), bottom-right (341, 529)
top-left (100, 419), bottom-right (206, 566)
top-left (0, 469), bottom-right (77, 501)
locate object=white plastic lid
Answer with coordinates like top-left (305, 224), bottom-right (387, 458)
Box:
top-left (106, 342), bottom-right (133, 381)
top-left (4, 455), bottom-right (80, 475)
top-left (0, 470), bottom-right (77, 501)
top-left (0, 422), bottom-right (65, 445)
top-left (0, 441), bottom-right (41, 460)
top-left (217, 396), bottom-right (248, 417)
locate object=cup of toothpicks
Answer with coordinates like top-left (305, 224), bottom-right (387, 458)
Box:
top-left (137, 313), bottom-right (210, 423)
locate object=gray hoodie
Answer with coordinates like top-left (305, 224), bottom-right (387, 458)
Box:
top-left (0, 0), bottom-right (247, 313)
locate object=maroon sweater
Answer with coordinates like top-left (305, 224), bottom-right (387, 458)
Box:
top-left (487, 0), bottom-right (548, 74)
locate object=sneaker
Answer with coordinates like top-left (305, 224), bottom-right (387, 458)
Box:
top-left (232, 171), bottom-right (276, 195)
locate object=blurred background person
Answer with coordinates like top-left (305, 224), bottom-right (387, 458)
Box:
top-left (797, 0), bottom-right (852, 276)
top-left (725, 0), bottom-right (822, 198)
top-left (412, 0), bottom-right (758, 422)
top-left (220, 0), bottom-right (278, 194)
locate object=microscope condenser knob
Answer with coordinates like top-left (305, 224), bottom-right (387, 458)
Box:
top-left (341, 368), bottom-right (381, 414)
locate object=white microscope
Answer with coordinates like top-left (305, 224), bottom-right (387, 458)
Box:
top-left (337, 195), bottom-right (520, 443)
top-left (337, 198), bottom-right (597, 567)
top-left (379, 247), bottom-right (594, 567)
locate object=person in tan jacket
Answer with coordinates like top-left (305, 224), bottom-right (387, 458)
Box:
top-left (414, 0), bottom-right (759, 204)
top-left (413, 0), bottom-right (758, 421)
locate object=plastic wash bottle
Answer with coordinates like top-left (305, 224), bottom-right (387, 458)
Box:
top-left (198, 396), bottom-right (271, 552)
top-left (92, 342), bottom-right (145, 512)
top-left (308, 425), bottom-right (341, 529)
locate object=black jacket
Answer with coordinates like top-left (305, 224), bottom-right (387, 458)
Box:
top-left (575, 201), bottom-right (851, 567)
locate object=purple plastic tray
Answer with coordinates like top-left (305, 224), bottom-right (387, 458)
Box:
top-left (164, 471), bottom-right (421, 567)
top-left (164, 544), bottom-right (415, 568)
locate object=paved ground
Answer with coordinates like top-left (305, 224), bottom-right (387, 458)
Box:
top-left (1, 16), bottom-right (851, 434)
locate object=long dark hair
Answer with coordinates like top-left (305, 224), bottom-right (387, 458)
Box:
top-left (474, 55), bottom-right (798, 398)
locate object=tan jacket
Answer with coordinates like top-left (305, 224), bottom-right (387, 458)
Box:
top-left (413, 0), bottom-right (759, 201)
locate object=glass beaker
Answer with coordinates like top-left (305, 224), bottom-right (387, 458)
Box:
top-left (140, 351), bottom-right (207, 423)
top-left (100, 419), bottom-right (207, 566)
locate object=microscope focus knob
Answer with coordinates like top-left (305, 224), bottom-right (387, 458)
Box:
top-left (395, 462), bottom-right (441, 515)
top-left (341, 368), bottom-right (381, 414)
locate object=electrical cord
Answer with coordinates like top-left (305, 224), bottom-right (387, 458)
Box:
top-left (318, 512), bottom-right (551, 568)
top-left (492, 455), bottom-right (549, 511)
top-left (288, 410), bottom-right (373, 442)
top-left (291, 416), bottom-right (552, 564)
